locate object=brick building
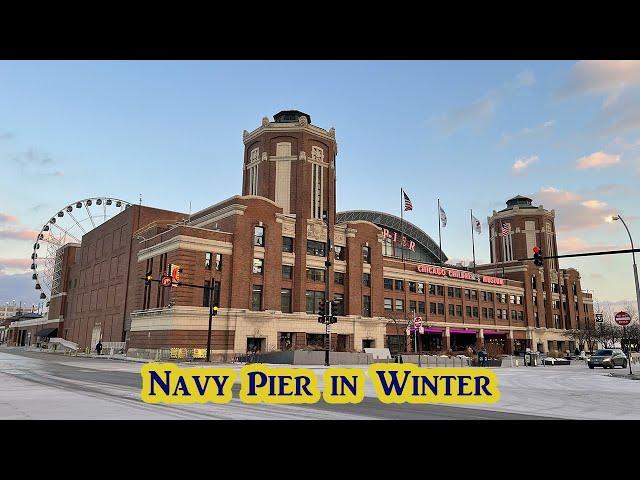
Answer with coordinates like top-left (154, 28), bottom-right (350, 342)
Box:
top-left (42, 110), bottom-right (595, 359)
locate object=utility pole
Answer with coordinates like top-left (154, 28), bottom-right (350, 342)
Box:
top-left (323, 210), bottom-right (331, 367)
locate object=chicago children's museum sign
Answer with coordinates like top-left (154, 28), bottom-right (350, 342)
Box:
top-left (417, 265), bottom-right (505, 286)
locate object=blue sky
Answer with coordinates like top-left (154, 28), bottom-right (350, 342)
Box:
top-left (1, 60), bottom-right (640, 311)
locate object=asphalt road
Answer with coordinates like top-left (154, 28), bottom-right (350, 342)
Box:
top-left (0, 348), bottom-right (543, 420)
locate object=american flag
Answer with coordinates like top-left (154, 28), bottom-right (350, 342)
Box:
top-left (500, 221), bottom-right (511, 236)
top-left (403, 191), bottom-right (413, 211)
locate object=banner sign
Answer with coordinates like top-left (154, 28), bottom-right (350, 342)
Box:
top-left (417, 264), bottom-right (505, 285)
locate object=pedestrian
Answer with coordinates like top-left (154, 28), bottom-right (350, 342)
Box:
top-left (96, 340), bottom-right (103, 356)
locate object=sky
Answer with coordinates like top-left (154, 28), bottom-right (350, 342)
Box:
top-left (1, 60), bottom-right (640, 313)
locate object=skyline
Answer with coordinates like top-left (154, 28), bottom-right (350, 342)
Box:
top-left (1, 60), bottom-right (639, 312)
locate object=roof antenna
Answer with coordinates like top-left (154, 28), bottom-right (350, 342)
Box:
top-left (189, 201), bottom-right (192, 224)
top-left (139, 194), bottom-right (142, 206)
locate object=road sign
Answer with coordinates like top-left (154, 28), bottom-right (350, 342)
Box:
top-left (595, 313), bottom-right (604, 323)
top-left (161, 276), bottom-right (172, 287)
top-left (414, 316), bottom-right (423, 328)
top-left (418, 326), bottom-right (424, 334)
top-left (615, 311), bottom-right (632, 326)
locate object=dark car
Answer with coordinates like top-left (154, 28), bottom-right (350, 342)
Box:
top-left (588, 349), bottom-right (628, 369)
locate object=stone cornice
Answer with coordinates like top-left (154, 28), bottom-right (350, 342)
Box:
top-left (138, 235), bottom-right (233, 262)
top-left (243, 122), bottom-right (337, 147)
top-left (190, 204), bottom-right (248, 228)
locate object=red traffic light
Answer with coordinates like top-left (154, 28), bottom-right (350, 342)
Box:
top-left (533, 247), bottom-right (540, 253)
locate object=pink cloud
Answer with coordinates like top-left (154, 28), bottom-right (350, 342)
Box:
top-left (556, 236), bottom-right (622, 253)
top-left (0, 213), bottom-right (18, 224)
top-left (0, 228), bottom-right (40, 241)
top-left (576, 151), bottom-right (621, 170)
top-left (534, 187), bottom-right (617, 232)
top-left (559, 61), bottom-right (640, 97)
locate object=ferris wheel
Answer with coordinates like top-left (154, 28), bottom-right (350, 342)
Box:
top-left (30, 197), bottom-right (133, 305)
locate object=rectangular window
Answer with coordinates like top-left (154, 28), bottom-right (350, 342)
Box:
top-left (517, 311), bottom-right (523, 321)
top-left (449, 304), bottom-right (455, 316)
top-left (552, 283), bottom-right (559, 293)
top-left (438, 303), bottom-right (445, 315)
top-left (488, 308), bottom-right (494, 319)
top-left (282, 264), bottom-right (293, 280)
top-left (334, 294), bottom-right (344, 316)
top-left (455, 287), bottom-right (462, 298)
top-left (306, 268), bottom-right (325, 283)
top-left (362, 246), bottom-right (371, 264)
top-left (482, 307), bottom-right (488, 318)
top-left (429, 284), bottom-right (436, 295)
top-left (448, 286), bottom-right (454, 297)
top-left (395, 299), bottom-right (404, 312)
top-left (481, 291), bottom-right (487, 301)
top-left (205, 252), bottom-right (212, 270)
top-left (334, 271), bottom-right (345, 285)
top-left (532, 276), bottom-right (537, 290)
top-left (384, 278), bottom-right (393, 290)
top-left (363, 273), bottom-right (371, 287)
top-left (410, 282), bottom-right (417, 293)
top-left (282, 237), bottom-right (294, 253)
top-left (436, 285), bottom-right (444, 296)
top-left (470, 289), bottom-right (477, 300)
top-left (215, 253), bottom-right (222, 271)
top-left (307, 240), bottom-right (326, 257)
top-left (466, 306), bottom-right (472, 317)
top-left (497, 309), bottom-right (503, 320)
top-left (362, 296), bottom-right (371, 317)
top-left (334, 245), bottom-right (346, 261)
top-left (384, 298), bottom-right (393, 311)
top-left (456, 305), bottom-right (463, 317)
top-left (534, 311), bottom-right (539, 327)
top-left (251, 285), bottom-right (263, 311)
top-left (430, 302), bottom-right (437, 314)
top-left (395, 279), bottom-right (404, 291)
top-left (417, 282), bottom-right (425, 294)
top-left (305, 290), bottom-right (325, 314)
top-left (510, 294), bottom-right (516, 304)
top-left (418, 301), bottom-right (425, 313)
top-left (486, 291), bottom-right (493, 302)
top-left (473, 306), bottom-right (479, 318)
top-left (409, 300), bottom-right (417, 313)
top-left (511, 310), bottom-right (517, 320)
top-left (254, 225), bottom-right (265, 247)
top-left (203, 280), bottom-right (211, 307)
top-left (464, 289), bottom-right (471, 299)
top-left (252, 258), bottom-right (264, 275)
top-left (281, 289), bottom-right (292, 313)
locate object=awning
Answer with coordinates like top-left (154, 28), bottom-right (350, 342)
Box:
top-left (35, 327), bottom-right (57, 338)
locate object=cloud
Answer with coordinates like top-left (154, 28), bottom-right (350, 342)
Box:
top-left (558, 61), bottom-right (640, 98)
top-left (534, 187), bottom-right (617, 232)
top-left (556, 236), bottom-right (622, 253)
top-left (500, 120), bottom-right (556, 145)
top-left (0, 213), bottom-right (18, 224)
top-left (581, 200), bottom-right (607, 210)
top-left (12, 148), bottom-right (64, 177)
top-left (0, 258), bottom-right (31, 274)
top-left (0, 272), bottom-right (42, 305)
top-left (0, 228), bottom-right (40, 241)
top-left (0, 132), bottom-right (14, 140)
top-left (512, 155), bottom-right (539, 174)
top-left (435, 69), bottom-right (535, 133)
top-left (30, 203), bottom-right (48, 212)
top-left (576, 151), bottom-right (621, 170)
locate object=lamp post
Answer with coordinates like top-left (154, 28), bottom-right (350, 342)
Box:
top-left (612, 215), bottom-right (640, 331)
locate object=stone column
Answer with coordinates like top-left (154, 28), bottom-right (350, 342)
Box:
top-left (507, 329), bottom-right (514, 354)
top-left (443, 326), bottom-right (450, 352)
top-left (478, 328), bottom-right (484, 348)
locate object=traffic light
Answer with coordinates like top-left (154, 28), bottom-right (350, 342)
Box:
top-left (330, 300), bottom-right (339, 324)
top-left (533, 247), bottom-right (543, 267)
top-left (318, 300), bottom-right (326, 323)
top-left (212, 305), bottom-right (219, 316)
top-left (145, 271), bottom-right (153, 286)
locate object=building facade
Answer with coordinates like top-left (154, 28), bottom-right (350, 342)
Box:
top-left (41, 110), bottom-right (595, 359)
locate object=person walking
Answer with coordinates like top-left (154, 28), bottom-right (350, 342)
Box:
top-left (96, 340), bottom-right (103, 356)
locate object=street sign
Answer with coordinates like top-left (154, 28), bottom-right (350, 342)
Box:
top-left (414, 316), bottom-right (423, 328)
top-left (595, 313), bottom-right (604, 323)
top-left (161, 276), bottom-right (172, 287)
top-left (615, 311), bottom-right (632, 326)
top-left (418, 326), bottom-right (424, 334)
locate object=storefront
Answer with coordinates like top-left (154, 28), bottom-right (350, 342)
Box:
top-left (449, 329), bottom-right (477, 352)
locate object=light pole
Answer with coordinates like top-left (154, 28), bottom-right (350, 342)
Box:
top-left (613, 215), bottom-right (639, 371)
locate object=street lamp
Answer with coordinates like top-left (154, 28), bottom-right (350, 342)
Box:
top-left (612, 215), bottom-right (640, 368)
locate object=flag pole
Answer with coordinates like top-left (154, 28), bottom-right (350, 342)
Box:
top-left (400, 188), bottom-right (405, 268)
top-left (438, 198), bottom-right (442, 264)
top-left (471, 209), bottom-right (476, 274)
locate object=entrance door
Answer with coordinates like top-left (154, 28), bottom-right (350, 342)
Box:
top-left (90, 325), bottom-right (102, 351)
top-left (246, 337), bottom-right (265, 353)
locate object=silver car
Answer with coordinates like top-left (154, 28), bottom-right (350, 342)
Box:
top-left (588, 349), bottom-right (628, 369)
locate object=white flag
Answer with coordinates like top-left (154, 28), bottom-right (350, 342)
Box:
top-left (472, 215), bottom-right (482, 234)
top-left (439, 205), bottom-right (447, 227)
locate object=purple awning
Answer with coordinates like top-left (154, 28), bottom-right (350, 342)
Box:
top-left (449, 329), bottom-right (477, 335)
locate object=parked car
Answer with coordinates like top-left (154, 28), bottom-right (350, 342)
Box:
top-left (587, 349), bottom-right (628, 369)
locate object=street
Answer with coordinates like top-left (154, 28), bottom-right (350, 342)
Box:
top-left (1, 347), bottom-right (639, 420)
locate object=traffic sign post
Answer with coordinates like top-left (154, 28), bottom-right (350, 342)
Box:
top-left (161, 275), bottom-right (172, 287)
top-left (595, 313), bottom-right (604, 323)
top-left (615, 312), bottom-right (633, 375)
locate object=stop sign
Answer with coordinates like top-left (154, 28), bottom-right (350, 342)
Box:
top-left (414, 316), bottom-right (423, 328)
top-left (161, 276), bottom-right (172, 287)
top-left (615, 311), bottom-right (632, 326)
